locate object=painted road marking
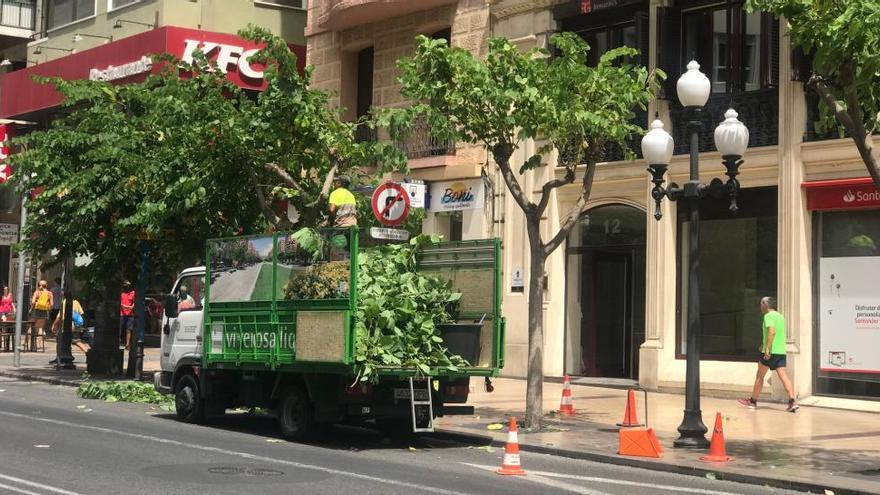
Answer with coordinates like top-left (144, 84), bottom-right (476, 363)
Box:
top-left (463, 463), bottom-right (609, 495)
top-left (0, 411), bottom-right (466, 495)
top-left (0, 473), bottom-right (83, 495)
top-left (0, 482), bottom-right (42, 495)
top-left (462, 463), bottom-right (749, 495)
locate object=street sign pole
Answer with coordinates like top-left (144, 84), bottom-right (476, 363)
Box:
top-left (13, 193), bottom-right (26, 367)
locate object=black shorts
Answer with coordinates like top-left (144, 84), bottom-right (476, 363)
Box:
top-left (759, 353), bottom-right (787, 370)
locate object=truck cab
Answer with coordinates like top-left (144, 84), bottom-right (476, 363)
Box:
top-left (154, 267), bottom-right (205, 394)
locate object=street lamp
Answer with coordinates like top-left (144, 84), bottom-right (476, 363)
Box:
top-left (641, 60), bottom-right (749, 449)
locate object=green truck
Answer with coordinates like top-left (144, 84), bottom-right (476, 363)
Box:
top-left (153, 228), bottom-right (504, 440)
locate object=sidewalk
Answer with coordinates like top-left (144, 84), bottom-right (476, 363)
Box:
top-left (435, 378), bottom-right (880, 495)
top-left (0, 342), bottom-right (161, 386)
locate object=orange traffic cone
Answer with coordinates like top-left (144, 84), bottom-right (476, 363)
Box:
top-left (700, 412), bottom-right (732, 463)
top-left (558, 375), bottom-right (575, 415)
top-left (496, 417), bottom-right (527, 476)
top-left (618, 427), bottom-right (664, 458)
top-left (616, 389), bottom-right (644, 427)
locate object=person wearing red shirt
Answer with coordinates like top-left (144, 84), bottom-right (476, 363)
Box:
top-left (120, 280), bottom-right (135, 351)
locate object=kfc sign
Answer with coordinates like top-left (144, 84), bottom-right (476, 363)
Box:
top-left (181, 39), bottom-right (265, 81)
top-left (0, 125), bottom-right (11, 184)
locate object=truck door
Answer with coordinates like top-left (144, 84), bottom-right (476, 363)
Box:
top-left (161, 273), bottom-right (205, 371)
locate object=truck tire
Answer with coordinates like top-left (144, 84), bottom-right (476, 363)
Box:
top-left (175, 374), bottom-right (205, 424)
top-left (277, 385), bottom-right (315, 441)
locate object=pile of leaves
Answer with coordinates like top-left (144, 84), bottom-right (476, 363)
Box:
top-left (283, 261), bottom-right (350, 300)
top-left (77, 380), bottom-right (175, 412)
top-left (354, 234), bottom-right (467, 382)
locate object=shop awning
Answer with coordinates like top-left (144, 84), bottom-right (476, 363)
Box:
top-left (0, 26), bottom-right (305, 119)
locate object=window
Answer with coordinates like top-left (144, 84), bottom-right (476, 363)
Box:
top-left (46, 0), bottom-right (94, 30)
top-left (255, 0), bottom-right (306, 9)
top-left (176, 275), bottom-right (203, 312)
top-left (0, 0), bottom-right (36, 30)
top-left (108, 0), bottom-right (138, 10)
top-left (682, 5), bottom-right (768, 93)
top-left (677, 187), bottom-right (777, 360)
top-left (353, 46), bottom-right (374, 142)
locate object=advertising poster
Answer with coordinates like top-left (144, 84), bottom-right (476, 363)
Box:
top-left (819, 256), bottom-right (880, 374)
top-left (428, 178), bottom-right (484, 211)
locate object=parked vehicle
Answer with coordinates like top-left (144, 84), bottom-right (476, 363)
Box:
top-left (154, 228), bottom-right (504, 440)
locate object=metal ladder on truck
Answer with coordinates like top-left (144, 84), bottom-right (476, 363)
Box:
top-left (409, 377), bottom-right (434, 433)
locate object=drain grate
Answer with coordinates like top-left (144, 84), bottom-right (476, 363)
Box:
top-left (208, 467), bottom-right (283, 477)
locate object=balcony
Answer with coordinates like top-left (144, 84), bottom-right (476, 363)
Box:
top-left (354, 117), bottom-right (455, 160)
top-left (0, 0), bottom-right (35, 31)
top-left (669, 88), bottom-right (778, 154)
top-left (312, 0), bottom-right (457, 31)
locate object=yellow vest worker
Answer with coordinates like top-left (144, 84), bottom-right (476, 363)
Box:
top-left (329, 175), bottom-right (357, 227)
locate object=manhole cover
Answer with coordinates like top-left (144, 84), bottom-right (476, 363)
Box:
top-left (208, 466), bottom-right (283, 477)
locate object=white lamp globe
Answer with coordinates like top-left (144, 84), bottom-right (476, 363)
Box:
top-left (676, 61), bottom-right (711, 108)
top-left (713, 108), bottom-right (749, 157)
top-left (641, 118), bottom-right (674, 165)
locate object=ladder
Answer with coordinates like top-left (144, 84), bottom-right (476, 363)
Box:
top-left (409, 377), bottom-right (434, 433)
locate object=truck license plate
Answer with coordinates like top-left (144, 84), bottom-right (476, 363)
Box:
top-left (394, 388), bottom-right (429, 401)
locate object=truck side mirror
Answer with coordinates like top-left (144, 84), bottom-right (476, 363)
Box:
top-left (164, 294), bottom-right (178, 318)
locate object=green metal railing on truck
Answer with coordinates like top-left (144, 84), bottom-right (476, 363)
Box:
top-left (201, 228), bottom-right (503, 378)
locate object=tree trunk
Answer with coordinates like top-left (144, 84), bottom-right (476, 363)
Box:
top-left (524, 218), bottom-right (546, 429)
top-left (86, 277), bottom-right (124, 376)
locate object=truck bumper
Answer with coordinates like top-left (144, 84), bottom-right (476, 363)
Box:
top-left (154, 371), bottom-right (172, 395)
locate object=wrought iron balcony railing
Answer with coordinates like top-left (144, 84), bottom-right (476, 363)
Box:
top-left (0, 0), bottom-right (35, 30)
top-left (669, 88), bottom-right (779, 154)
top-left (396, 115), bottom-right (455, 159)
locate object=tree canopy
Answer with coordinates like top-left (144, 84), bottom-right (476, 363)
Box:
top-left (383, 32), bottom-right (660, 427)
top-left (746, 0), bottom-right (880, 186)
top-left (8, 26), bottom-right (404, 279)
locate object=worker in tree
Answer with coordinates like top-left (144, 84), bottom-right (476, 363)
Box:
top-left (328, 175), bottom-right (357, 227)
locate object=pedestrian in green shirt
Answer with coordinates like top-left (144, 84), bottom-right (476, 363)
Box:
top-left (738, 297), bottom-right (799, 412)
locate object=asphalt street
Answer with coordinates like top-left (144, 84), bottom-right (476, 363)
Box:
top-left (0, 376), bottom-right (808, 495)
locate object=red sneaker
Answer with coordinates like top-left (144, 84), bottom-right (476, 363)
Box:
top-left (737, 398), bottom-right (757, 410)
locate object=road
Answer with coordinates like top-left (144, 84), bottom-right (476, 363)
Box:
top-left (0, 377), bottom-right (806, 495)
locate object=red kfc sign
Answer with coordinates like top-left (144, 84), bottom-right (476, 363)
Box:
top-left (0, 125), bottom-right (11, 184)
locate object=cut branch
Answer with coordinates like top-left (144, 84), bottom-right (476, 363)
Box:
top-left (264, 162), bottom-right (305, 193)
top-left (254, 184), bottom-right (290, 229)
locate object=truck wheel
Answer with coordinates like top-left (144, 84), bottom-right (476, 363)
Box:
top-left (277, 385), bottom-right (315, 441)
top-left (175, 374), bottom-right (205, 424)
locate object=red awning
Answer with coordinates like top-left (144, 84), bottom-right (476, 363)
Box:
top-left (0, 26), bottom-right (306, 119)
top-left (802, 177), bottom-right (880, 211)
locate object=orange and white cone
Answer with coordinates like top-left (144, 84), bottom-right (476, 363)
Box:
top-left (558, 375), bottom-right (575, 415)
top-left (700, 412), bottom-right (732, 463)
top-left (496, 417), bottom-right (526, 476)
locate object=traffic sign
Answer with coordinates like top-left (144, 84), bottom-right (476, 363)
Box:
top-left (370, 227), bottom-right (410, 241)
top-left (371, 182), bottom-right (410, 226)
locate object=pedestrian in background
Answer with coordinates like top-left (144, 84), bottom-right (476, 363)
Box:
top-left (738, 296), bottom-right (799, 412)
top-left (27, 280), bottom-right (52, 351)
top-left (120, 280), bottom-right (135, 351)
top-left (0, 285), bottom-right (15, 321)
top-left (49, 278), bottom-right (62, 336)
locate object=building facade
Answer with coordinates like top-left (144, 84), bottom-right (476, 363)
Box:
top-left (306, 0), bottom-right (879, 409)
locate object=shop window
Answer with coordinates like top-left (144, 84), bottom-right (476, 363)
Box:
top-left (46, 0), bottom-right (95, 30)
top-left (677, 187), bottom-right (777, 360)
top-left (815, 209), bottom-right (880, 400)
top-left (108, 0), bottom-right (138, 11)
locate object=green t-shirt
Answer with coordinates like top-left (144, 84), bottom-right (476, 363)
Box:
top-left (762, 310), bottom-right (787, 355)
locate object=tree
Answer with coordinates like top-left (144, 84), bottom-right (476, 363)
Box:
top-left (746, 0), bottom-right (880, 187)
top-left (383, 33), bottom-right (660, 427)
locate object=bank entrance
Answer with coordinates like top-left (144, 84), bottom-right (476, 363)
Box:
top-left (564, 204), bottom-right (646, 379)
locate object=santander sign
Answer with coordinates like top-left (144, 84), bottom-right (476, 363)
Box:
top-left (181, 39), bottom-right (265, 81)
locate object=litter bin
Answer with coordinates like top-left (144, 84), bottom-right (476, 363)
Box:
top-left (437, 322), bottom-right (482, 365)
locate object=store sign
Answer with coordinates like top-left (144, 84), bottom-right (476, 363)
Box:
top-left (805, 179), bottom-right (880, 211)
top-left (819, 256), bottom-right (880, 374)
top-left (182, 39), bottom-right (265, 81)
top-left (0, 223), bottom-right (18, 245)
top-left (429, 179), bottom-right (483, 211)
top-left (0, 124), bottom-right (11, 183)
top-left (89, 56), bottom-right (153, 82)
top-left (403, 182), bottom-right (426, 208)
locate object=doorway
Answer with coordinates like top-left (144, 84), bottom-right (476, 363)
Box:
top-left (565, 205), bottom-right (646, 379)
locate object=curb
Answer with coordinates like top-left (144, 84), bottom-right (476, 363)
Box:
top-left (433, 428), bottom-right (866, 495)
top-left (0, 370), bottom-right (83, 387)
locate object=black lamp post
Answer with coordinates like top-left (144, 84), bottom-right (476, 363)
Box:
top-left (641, 61), bottom-right (750, 448)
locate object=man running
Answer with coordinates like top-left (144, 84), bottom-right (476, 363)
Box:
top-left (738, 296), bottom-right (799, 412)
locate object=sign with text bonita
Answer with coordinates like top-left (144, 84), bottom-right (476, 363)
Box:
top-left (819, 256), bottom-right (880, 374)
top-left (429, 178), bottom-right (484, 211)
